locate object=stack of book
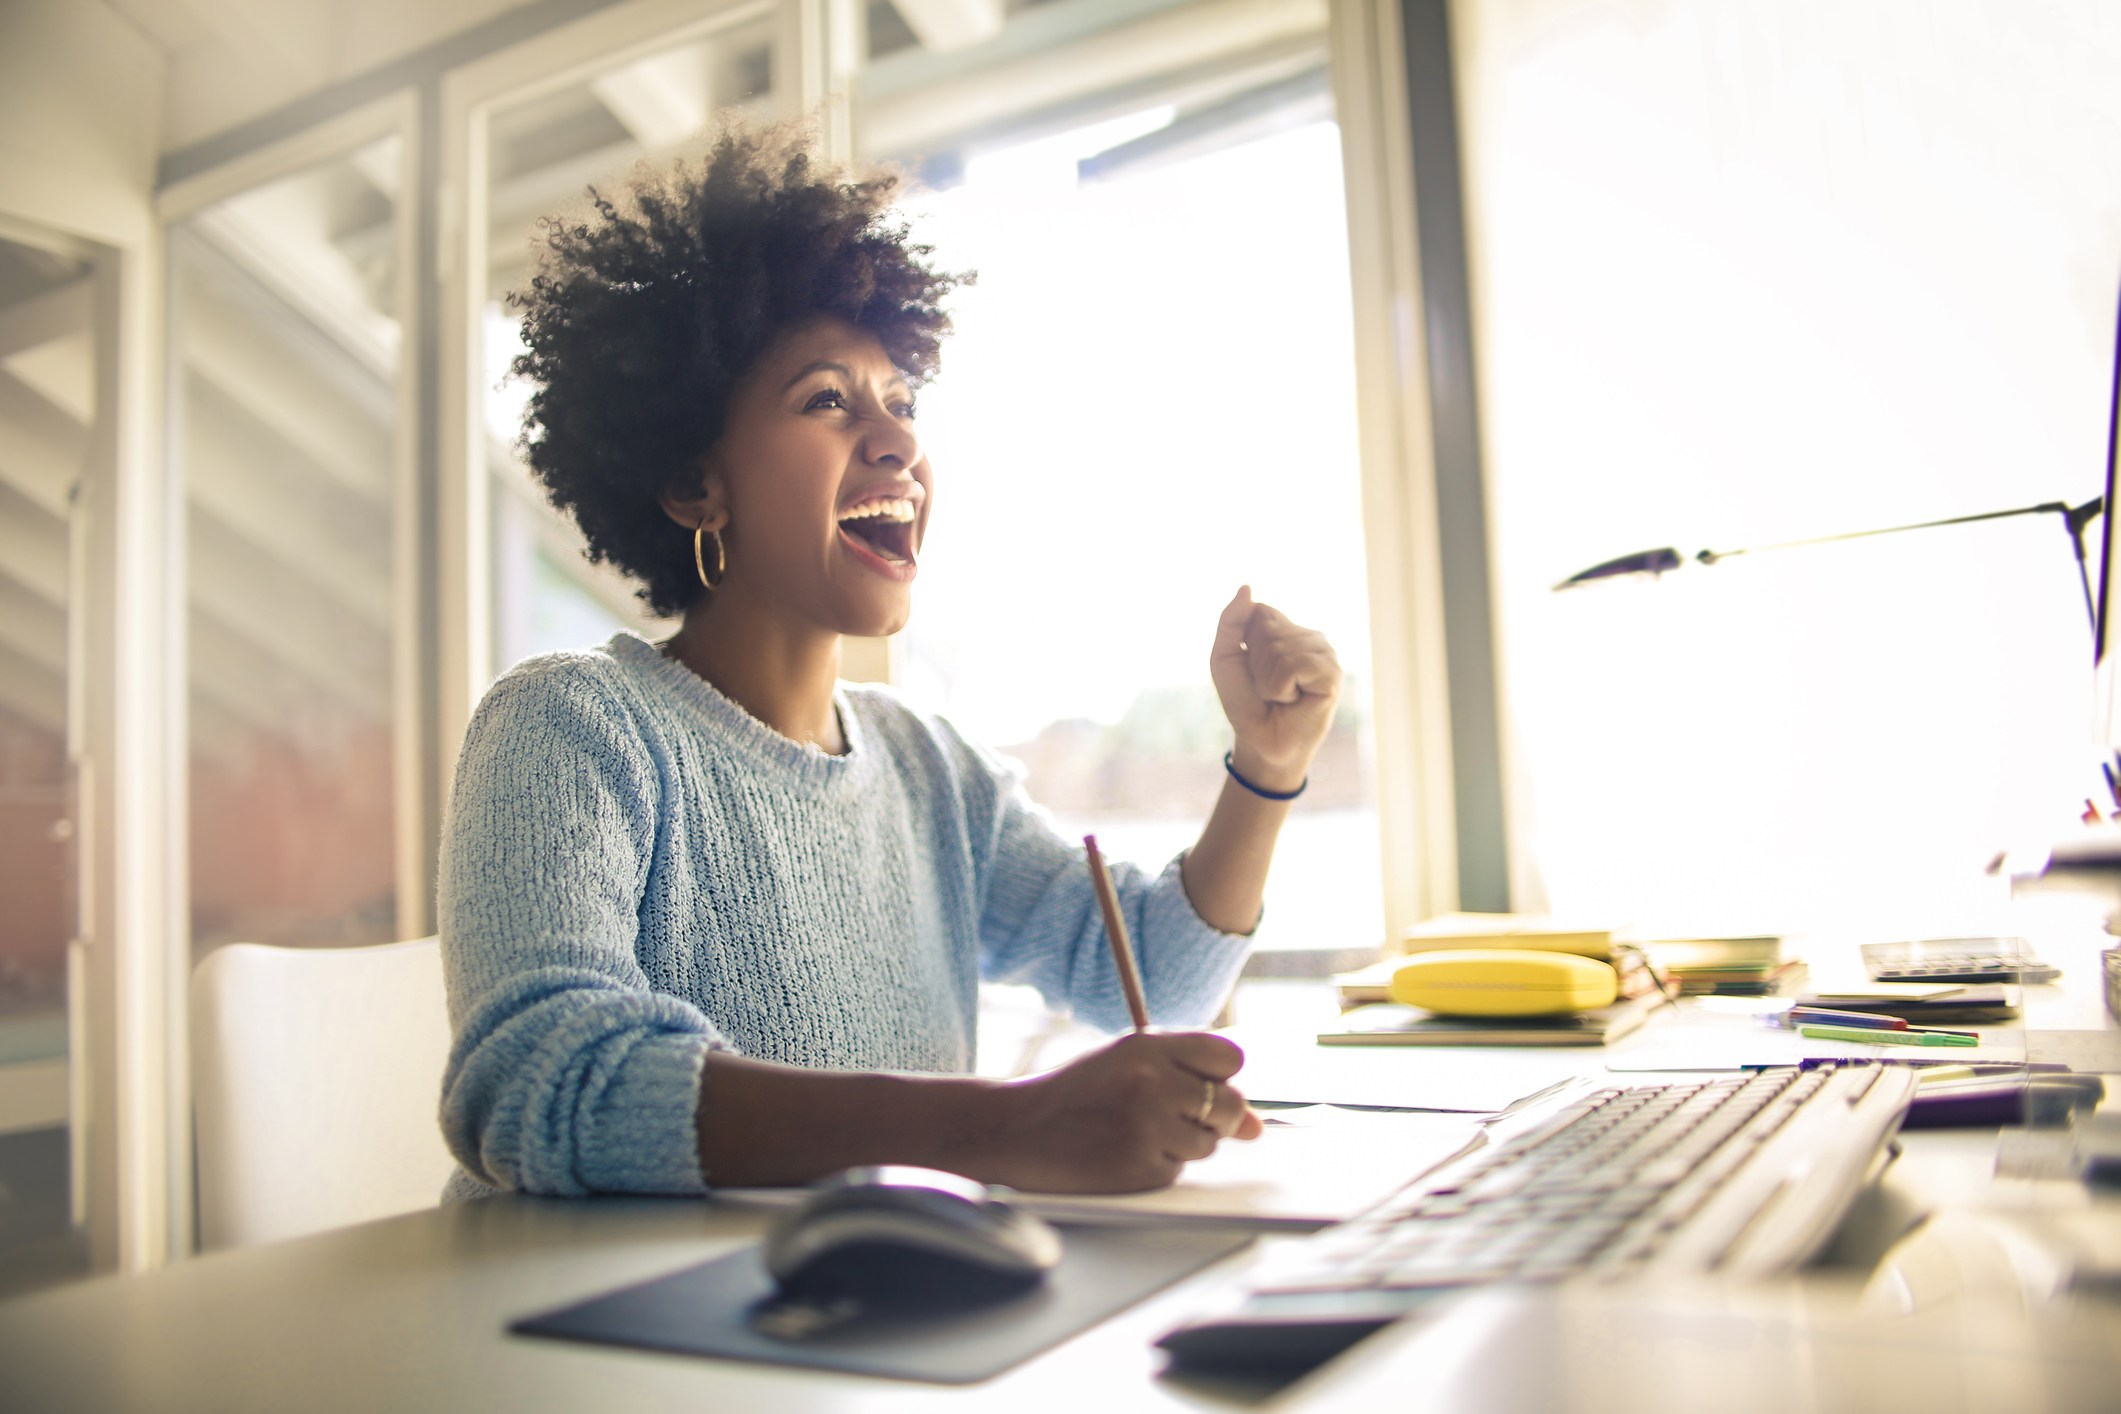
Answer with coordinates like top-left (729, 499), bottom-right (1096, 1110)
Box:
top-left (1323, 915), bottom-right (1683, 1047)
top-left (1640, 935), bottom-right (1803, 996)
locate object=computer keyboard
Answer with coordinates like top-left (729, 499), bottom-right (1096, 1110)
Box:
top-left (1155, 1062), bottom-right (1918, 1372)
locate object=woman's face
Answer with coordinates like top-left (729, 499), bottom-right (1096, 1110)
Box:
top-left (702, 315), bottom-right (931, 639)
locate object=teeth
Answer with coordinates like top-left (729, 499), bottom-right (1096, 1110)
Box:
top-left (837, 497), bottom-right (917, 524)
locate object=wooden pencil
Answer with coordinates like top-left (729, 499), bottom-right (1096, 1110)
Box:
top-left (1083, 834), bottom-right (1150, 1032)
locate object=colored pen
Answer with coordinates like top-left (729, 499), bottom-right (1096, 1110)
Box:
top-left (1799, 1024), bottom-right (1978, 1048)
top-left (1785, 1006), bottom-right (1909, 1030)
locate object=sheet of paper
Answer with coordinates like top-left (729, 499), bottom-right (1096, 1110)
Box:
top-left (1218, 1021), bottom-right (1589, 1112)
top-left (714, 1112), bottom-right (1486, 1232)
top-left (1015, 1110), bottom-right (1484, 1229)
top-left (1800, 983), bottom-right (1970, 1001)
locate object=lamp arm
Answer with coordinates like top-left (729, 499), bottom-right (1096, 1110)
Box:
top-left (1696, 499), bottom-right (2082, 564)
top-left (1701, 497), bottom-right (2105, 643)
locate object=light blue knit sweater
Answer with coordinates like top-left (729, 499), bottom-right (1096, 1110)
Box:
top-left (437, 631), bottom-right (1250, 1197)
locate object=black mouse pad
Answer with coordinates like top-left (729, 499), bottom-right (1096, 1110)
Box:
top-left (509, 1224), bottom-right (1253, 1385)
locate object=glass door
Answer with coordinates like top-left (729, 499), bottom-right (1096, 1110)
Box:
top-left (168, 130), bottom-right (415, 964)
top-left (0, 226), bottom-right (99, 1296)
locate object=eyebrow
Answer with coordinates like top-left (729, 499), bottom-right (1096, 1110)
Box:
top-left (778, 360), bottom-right (910, 396)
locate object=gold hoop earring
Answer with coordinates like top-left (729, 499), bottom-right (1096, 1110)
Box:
top-left (693, 521), bottom-right (725, 590)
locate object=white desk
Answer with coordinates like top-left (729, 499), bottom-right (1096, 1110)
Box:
top-left (0, 1190), bottom-right (1256, 1413)
top-left (4, 944), bottom-right (2119, 1413)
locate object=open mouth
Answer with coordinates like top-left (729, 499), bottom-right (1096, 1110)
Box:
top-left (837, 497), bottom-right (919, 565)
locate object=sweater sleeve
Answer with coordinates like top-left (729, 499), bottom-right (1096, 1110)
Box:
top-left (437, 661), bottom-right (721, 1197)
top-left (956, 734), bottom-right (1253, 1033)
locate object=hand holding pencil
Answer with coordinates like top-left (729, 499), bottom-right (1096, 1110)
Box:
top-left (955, 837), bottom-right (1262, 1194)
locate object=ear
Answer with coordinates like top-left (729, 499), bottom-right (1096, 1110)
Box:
top-left (658, 459), bottom-right (729, 534)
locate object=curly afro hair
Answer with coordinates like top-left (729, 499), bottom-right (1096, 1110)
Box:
top-left (509, 122), bottom-right (969, 617)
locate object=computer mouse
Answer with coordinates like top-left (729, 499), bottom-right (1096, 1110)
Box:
top-left (762, 1165), bottom-right (1064, 1306)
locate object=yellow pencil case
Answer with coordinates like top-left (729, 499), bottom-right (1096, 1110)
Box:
top-left (1388, 948), bottom-right (1619, 1017)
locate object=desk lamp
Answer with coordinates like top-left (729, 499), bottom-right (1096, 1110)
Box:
top-left (1554, 495), bottom-right (2114, 812)
top-left (1568, 494), bottom-right (2121, 1016)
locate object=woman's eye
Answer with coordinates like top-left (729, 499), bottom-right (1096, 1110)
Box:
top-left (893, 400), bottom-right (917, 420)
top-left (805, 388), bottom-right (847, 411)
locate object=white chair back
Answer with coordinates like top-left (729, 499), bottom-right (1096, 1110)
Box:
top-left (191, 936), bottom-right (456, 1251)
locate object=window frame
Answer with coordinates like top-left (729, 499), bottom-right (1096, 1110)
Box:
top-left (156, 90), bottom-right (424, 1258)
top-left (1327, 0), bottom-right (1465, 939)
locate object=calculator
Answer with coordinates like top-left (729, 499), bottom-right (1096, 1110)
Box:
top-left (1860, 937), bottom-right (2061, 985)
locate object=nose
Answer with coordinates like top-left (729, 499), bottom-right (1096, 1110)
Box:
top-left (863, 409), bottom-right (920, 469)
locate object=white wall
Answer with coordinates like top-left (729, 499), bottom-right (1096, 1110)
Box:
top-left (1457, 0), bottom-right (2121, 944)
top-left (0, 0), bottom-right (162, 245)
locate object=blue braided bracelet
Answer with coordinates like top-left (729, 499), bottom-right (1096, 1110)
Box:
top-left (1224, 751), bottom-right (1307, 801)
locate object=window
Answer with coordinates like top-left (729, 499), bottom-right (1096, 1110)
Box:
top-left (473, 13), bottom-right (782, 677)
top-left (169, 132), bottom-right (414, 959)
top-left (854, 0), bottom-right (1383, 966)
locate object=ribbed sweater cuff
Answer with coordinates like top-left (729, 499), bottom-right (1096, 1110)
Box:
top-left (574, 1033), bottom-right (712, 1195)
top-left (1142, 856), bottom-right (1254, 1028)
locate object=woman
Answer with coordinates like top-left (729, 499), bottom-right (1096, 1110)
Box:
top-left (438, 125), bottom-right (1343, 1199)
